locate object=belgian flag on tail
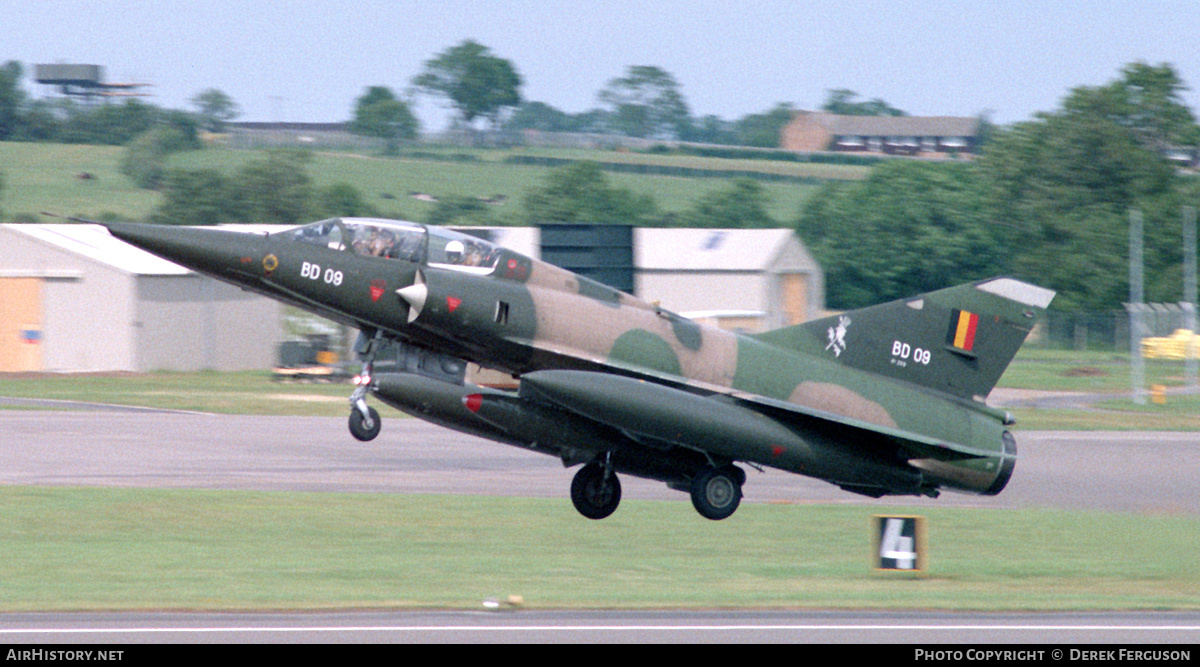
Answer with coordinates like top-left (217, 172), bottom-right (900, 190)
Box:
top-left (946, 309), bottom-right (980, 355)
top-left (774, 278), bottom-right (1054, 399)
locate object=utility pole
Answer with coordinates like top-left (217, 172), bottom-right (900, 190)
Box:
top-left (1185, 206), bottom-right (1197, 389)
top-left (1129, 209), bottom-right (1146, 405)
top-left (269, 95), bottom-right (287, 145)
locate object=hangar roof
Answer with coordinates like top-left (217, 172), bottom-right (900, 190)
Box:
top-left (2, 223), bottom-right (189, 275)
top-left (3, 223), bottom-right (814, 276)
top-left (454, 226), bottom-right (811, 273)
top-left (635, 228), bottom-right (804, 271)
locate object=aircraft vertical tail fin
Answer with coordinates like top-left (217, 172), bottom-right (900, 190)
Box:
top-left (753, 278), bottom-right (1055, 400)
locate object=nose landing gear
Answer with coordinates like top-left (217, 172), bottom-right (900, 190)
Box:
top-left (348, 330), bottom-right (383, 442)
top-left (349, 378), bottom-right (381, 441)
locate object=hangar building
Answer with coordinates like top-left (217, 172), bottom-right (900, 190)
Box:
top-left (0, 224), bottom-right (282, 373)
top-left (634, 227), bottom-right (823, 330)
top-left (0, 223), bottom-right (821, 373)
top-left (472, 226), bottom-right (823, 331)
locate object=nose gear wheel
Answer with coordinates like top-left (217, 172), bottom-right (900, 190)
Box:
top-left (347, 329), bottom-right (384, 441)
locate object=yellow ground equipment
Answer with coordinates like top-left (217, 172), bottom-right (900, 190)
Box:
top-left (1141, 329), bottom-right (1200, 359)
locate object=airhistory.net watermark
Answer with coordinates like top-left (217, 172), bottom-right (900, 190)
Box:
top-left (5, 650), bottom-right (124, 662)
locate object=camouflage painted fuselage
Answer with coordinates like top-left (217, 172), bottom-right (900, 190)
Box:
top-left (102, 217), bottom-right (1053, 507)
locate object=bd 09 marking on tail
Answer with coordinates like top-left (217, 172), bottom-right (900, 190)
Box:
top-left (890, 340), bottom-right (931, 367)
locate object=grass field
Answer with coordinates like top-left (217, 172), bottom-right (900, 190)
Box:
top-left (997, 350), bottom-right (1200, 430)
top-left (996, 349), bottom-right (1196, 392)
top-left (1, 486), bottom-right (1196, 611)
top-left (512, 146), bottom-right (872, 179)
top-left (1, 357), bottom-right (1196, 611)
top-left (1, 141), bottom-right (837, 225)
top-left (0, 370), bottom-right (401, 418)
top-left (0, 142), bottom-right (161, 221)
top-left (4, 349), bottom-right (1198, 428)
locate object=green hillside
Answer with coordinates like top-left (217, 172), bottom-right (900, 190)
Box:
top-left (0, 141), bottom-right (862, 224)
top-left (0, 142), bottom-right (161, 221)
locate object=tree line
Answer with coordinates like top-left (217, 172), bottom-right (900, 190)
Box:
top-left (0, 62), bottom-right (238, 143)
top-left (5, 48), bottom-right (1200, 313)
top-left (354, 55), bottom-right (1200, 312)
top-left (1, 42), bottom-right (889, 151)
top-left (348, 40), bottom-right (811, 146)
top-left (799, 62), bottom-right (1200, 312)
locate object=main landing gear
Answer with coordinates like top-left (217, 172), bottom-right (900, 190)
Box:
top-left (570, 455), bottom-right (622, 520)
top-left (689, 465), bottom-right (744, 521)
top-left (569, 455), bottom-right (746, 521)
top-left (348, 330), bottom-right (383, 442)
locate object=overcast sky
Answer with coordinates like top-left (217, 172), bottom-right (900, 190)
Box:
top-left (7, 0), bottom-right (1200, 131)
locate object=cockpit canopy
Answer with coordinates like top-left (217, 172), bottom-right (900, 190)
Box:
top-left (288, 218), bottom-right (504, 273)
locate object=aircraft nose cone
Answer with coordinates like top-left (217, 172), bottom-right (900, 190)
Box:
top-left (104, 221), bottom-right (264, 277)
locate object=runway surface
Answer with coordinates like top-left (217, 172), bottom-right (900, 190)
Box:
top-left (1, 406), bottom-right (1197, 643)
top-left (1, 609), bottom-right (1199, 644)
top-left (0, 409), bottom-right (1196, 513)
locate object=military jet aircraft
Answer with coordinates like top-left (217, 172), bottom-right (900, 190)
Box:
top-left (95, 217), bottom-right (1053, 521)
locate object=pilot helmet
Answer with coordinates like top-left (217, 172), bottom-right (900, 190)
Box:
top-left (445, 240), bottom-right (465, 263)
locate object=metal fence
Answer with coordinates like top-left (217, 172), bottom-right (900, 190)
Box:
top-left (1035, 305), bottom-right (1196, 350)
top-left (215, 126), bottom-right (385, 152)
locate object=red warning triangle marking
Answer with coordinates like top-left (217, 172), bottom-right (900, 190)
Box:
top-left (369, 279), bottom-right (386, 302)
top-left (447, 296), bottom-right (461, 313)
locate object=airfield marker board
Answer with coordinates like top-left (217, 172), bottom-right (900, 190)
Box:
top-left (873, 515), bottom-right (927, 572)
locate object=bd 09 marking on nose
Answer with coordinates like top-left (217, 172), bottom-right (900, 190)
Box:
top-left (301, 261), bottom-right (343, 286)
